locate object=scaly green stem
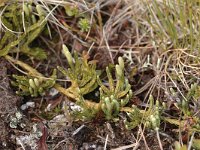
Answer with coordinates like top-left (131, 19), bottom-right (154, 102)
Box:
top-left (54, 84), bottom-right (100, 110)
top-left (5, 55), bottom-right (43, 77)
top-left (4, 55), bottom-right (188, 128)
top-left (3, 55), bottom-right (144, 112)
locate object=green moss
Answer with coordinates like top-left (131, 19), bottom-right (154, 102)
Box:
top-left (78, 18), bottom-right (90, 32)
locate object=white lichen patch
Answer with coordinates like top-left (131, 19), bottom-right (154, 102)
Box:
top-left (9, 111), bottom-right (24, 129)
top-left (16, 124), bottom-right (43, 150)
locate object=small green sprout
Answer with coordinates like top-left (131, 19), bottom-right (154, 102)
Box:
top-left (149, 100), bottom-right (161, 130)
top-left (78, 18), bottom-right (90, 32)
top-left (62, 45), bottom-right (74, 69)
top-left (181, 99), bottom-right (191, 116)
top-left (125, 95), bottom-right (162, 130)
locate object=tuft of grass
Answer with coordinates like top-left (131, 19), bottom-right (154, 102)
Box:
top-left (146, 0), bottom-right (200, 51)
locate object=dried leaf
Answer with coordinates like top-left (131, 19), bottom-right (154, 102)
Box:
top-left (37, 123), bottom-right (48, 150)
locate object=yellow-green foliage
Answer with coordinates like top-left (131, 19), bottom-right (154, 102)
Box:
top-left (57, 46), bottom-right (133, 120)
top-left (58, 45), bottom-right (99, 96)
top-left (78, 18), bottom-right (90, 32)
top-left (0, 2), bottom-right (47, 59)
top-left (11, 69), bottom-right (57, 97)
top-left (57, 45), bottom-right (101, 120)
top-left (97, 57), bottom-right (132, 120)
top-left (125, 105), bottom-right (142, 129)
top-left (145, 96), bottom-right (161, 130)
top-left (125, 95), bottom-right (162, 130)
top-left (9, 44), bottom-right (200, 131)
top-left (11, 44), bottom-right (134, 120)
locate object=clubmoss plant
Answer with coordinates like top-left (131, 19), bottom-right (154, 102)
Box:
top-left (7, 45), bottom-right (197, 132)
top-left (146, 98), bottom-right (161, 130)
top-left (125, 105), bottom-right (142, 129)
top-left (58, 45), bottom-right (99, 97)
top-left (12, 69), bottom-right (57, 97)
top-left (125, 95), bottom-right (162, 130)
top-left (7, 46), bottom-right (163, 126)
top-left (0, 3), bottom-right (47, 59)
top-left (57, 45), bottom-right (101, 119)
top-left (98, 57), bottom-right (133, 120)
top-left (7, 46), bottom-right (134, 121)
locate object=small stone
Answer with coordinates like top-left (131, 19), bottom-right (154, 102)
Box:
top-left (26, 102), bottom-right (35, 108)
top-left (20, 104), bottom-right (28, 110)
top-left (21, 102), bottom-right (35, 110)
top-left (49, 88), bottom-right (59, 97)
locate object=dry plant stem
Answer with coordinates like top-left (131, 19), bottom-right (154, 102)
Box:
top-left (156, 128), bottom-right (163, 150)
top-left (54, 84), bottom-right (100, 110)
top-left (4, 55), bottom-right (43, 77)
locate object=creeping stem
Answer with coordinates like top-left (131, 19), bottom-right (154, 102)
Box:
top-left (4, 55), bottom-right (100, 110)
top-left (4, 55), bottom-right (185, 128)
